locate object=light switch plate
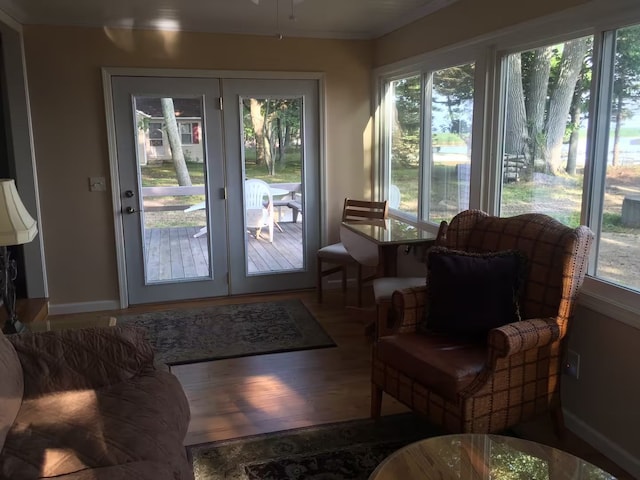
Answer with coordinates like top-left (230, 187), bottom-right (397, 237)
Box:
top-left (89, 176), bottom-right (106, 192)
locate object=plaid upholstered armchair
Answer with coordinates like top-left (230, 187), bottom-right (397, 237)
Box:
top-left (371, 210), bottom-right (594, 433)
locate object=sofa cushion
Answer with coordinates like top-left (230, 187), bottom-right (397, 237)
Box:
top-left (0, 332), bottom-right (23, 454)
top-left (375, 332), bottom-right (486, 402)
top-left (422, 247), bottom-right (526, 337)
top-left (0, 369), bottom-right (191, 480)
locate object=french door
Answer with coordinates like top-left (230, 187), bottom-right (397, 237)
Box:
top-left (110, 74), bottom-right (319, 305)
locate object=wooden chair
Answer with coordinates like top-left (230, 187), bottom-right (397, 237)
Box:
top-left (371, 209), bottom-right (594, 434)
top-left (317, 198), bottom-right (388, 307)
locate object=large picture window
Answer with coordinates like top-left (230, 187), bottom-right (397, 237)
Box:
top-left (377, 15), bottom-right (640, 306)
top-left (498, 28), bottom-right (640, 293)
top-left (499, 36), bottom-right (592, 227)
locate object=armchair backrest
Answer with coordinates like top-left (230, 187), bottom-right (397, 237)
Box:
top-left (442, 209), bottom-right (593, 336)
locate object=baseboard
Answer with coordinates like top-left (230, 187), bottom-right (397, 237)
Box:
top-left (564, 409), bottom-right (640, 478)
top-left (48, 300), bottom-right (120, 316)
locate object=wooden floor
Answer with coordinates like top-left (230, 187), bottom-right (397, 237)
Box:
top-left (144, 221), bottom-right (303, 282)
top-left (45, 290), bottom-right (632, 479)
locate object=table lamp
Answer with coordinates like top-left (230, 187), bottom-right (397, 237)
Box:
top-left (0, 179), bottom-right (38, 334)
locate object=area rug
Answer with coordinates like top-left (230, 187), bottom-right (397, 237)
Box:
top-left (117, 299), bottom-right (335, 366)
top-left (187, 414), bottom-right (442, 479)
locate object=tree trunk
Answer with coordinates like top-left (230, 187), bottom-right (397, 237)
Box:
top-left (277, 117), bottom-right (284, 164)
top-left (544, 38), bottom-right (589, 173)
top-left (250, 99), bottom-right (266, 166)
top-left (527, 47), bottom-right (553, 162)
top-left (161, 98), bottom-right (191, 186)
top-left (612, 92), bottom-right (624, 167)
top-left (504, 54), bottom-right (528, 157)
top-left (567, 104), bottom-right (581, 175)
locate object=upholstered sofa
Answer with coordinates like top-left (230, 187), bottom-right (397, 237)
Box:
top-left (0, 325), bottom-right (193, 479)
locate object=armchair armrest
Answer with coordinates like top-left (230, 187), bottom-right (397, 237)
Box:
top-left (487, 318), bottom-right (560, 359)
top-left (388, 285), bottom-right (428, 334)
top-left (8, 325), bottom-right (155, 398)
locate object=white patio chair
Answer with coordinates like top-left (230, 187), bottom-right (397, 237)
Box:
top-left (245, 179), bottom-right (274, 243)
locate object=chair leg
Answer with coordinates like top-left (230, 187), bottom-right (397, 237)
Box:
top-left (551, 403), bottom-right (566, 439)
top-left (371, 383), bottom-right (383, 418)
top-left (341, 266), bottom-right (348, 305)
top-left (356, 264), bottom-right (363, 307)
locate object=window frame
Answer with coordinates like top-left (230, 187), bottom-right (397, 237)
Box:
top-left (373, 0), bottom-right (640, 328)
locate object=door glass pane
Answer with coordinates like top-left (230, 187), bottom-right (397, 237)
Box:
top-left (133, 96), bottom-right (210, 284)
top-left (241, 96), bottom-right (304, 275)
top-left (429, 62), bottom-right (475, 223)
top-left (389, 75), bottom-right (421, 216)
top-left (499, 36), bottom-right (593, 226)
top-left (596, 25), bottom-right (640, 292)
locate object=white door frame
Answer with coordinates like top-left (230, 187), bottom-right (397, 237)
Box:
top-left (102, 67), bottom-right (326, 308)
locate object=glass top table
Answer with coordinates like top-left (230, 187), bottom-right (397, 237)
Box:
top-left (369, 434), bottom-right (617, 480)
top-left (340, 218), bottom-right (437, 276)
top-left (341, 218), bottom-right (437, 245)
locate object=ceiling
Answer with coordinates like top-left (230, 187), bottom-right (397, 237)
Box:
top-left (0, 0), bottom-right (457, 39)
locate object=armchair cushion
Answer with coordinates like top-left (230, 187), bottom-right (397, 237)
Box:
top-left (375, 333), bottom-right (486, 402)
top-left (422, 247), bottom-right (526, 337)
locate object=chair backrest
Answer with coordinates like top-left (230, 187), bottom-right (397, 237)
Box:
top-left (440, 209), bottom-right (594, 337)
top-left (245, 179), bottom-right (272, 211)
top-left (389, 185), bottom-right (401, 209)
top-left (341, 198), bottom-right (389, 222)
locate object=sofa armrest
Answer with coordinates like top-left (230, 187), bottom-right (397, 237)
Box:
top-left (8, 325), bottom-right (155, 398)
top-left (388, 285), bottom-right (428, 334)
top-left (487, 318), bottom-right (560, 359)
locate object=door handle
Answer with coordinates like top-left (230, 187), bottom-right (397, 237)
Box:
top-left (124, 190), bottom-right (135, 198)
top-left (124, 206), bottom-right (138, 214)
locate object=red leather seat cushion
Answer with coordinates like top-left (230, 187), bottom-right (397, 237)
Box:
top-left (375, 333), bottom-right (486, 402)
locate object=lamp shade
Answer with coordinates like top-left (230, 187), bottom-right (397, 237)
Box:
top-left (0, 179), bottom-right (37, 246)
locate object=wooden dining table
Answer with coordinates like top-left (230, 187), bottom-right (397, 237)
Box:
top-left (340, 218), bottom-right (438, 277)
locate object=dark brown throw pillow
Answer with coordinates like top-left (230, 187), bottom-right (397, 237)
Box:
top-left (421, 247), bottom-right (527, 337)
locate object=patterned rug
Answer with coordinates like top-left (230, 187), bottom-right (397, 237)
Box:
top-left (117, 299), bottom-right (335, 366)
top-left (187, 414), bottom-right (442, 479)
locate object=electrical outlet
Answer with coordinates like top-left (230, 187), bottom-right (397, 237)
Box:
top-left (564, 350), bottom-right (580, 379)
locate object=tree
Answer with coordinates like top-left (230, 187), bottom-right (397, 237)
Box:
top-left (249, 98), bottom-right (267, 167)
top-left (544, 37), bottom-right (590, 173)
top-left (392, 76), bottom-right (421, 168)
top-left (160, 98), bottom-right (191, 186)
top-left (523, 46), bottom-right (554, 162)
top-left (504, 54), bottom-right (528, 157)
top-left (245, 98), bottom-right (302, 175)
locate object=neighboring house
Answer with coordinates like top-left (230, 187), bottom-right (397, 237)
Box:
top-left (135, 98), bottom-right (204, 165)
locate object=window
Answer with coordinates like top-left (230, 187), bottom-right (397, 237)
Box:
top-left (377, 11), bottom-right (640, 305)
top-left (149, 122), bottom-right (163, 147)
top-left (499, 36), bottom-right (593, 225)
top-left (387, 75), bottom-right (421, 215)
top-left (498, 28), bottom-right (640, 293)
top-left (592, 25), bottom-right (640, 292)
top-left (429, 64), bottom-right (474, 223)
top-left (180, 122), bottom-right (201, 145)
top-left (382, 61), bottom-right (475, 224)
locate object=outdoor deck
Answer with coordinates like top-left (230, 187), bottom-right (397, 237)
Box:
top-left (143, 221), bottom-right (303, 282)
